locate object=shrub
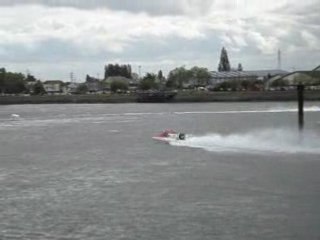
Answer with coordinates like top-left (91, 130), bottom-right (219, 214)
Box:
top-left (110, 80), bottom-right (128, 93)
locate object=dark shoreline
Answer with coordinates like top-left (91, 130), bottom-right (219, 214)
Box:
top-left (1, 90), bottom-right (320, 105)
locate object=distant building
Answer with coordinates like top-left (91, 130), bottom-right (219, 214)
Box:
top-left (64, 82), bottom-right (79, 94)
top-left (209, 69), bottom-right (288, 87)
top-left (85, 75), bottom-right (102, 93)
top-left (43, 80), bottom-right (64, 95)
top-left (266, 65), bottom-right (320, 90)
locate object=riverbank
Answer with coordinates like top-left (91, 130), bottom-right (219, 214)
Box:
top-left (1, 90), bottom-right (320, 104)
top-left (173, 90), bottom-right (320, 102)
top-left (0, 94), bottom-right (136, 105)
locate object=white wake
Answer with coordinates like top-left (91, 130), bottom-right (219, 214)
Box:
top-left (170, 129), bottom-right (320, 154)
top-left (174, 106), bottom-right (320, 115)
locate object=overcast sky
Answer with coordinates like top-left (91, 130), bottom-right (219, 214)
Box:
top-left (0, 0), bottom-right (319, 81)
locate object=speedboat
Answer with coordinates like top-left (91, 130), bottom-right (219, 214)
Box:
top-left (152, 129), bottom-right (186, 143)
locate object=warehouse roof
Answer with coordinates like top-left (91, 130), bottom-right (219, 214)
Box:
top-left (210, 69), bottom-right (288, 78)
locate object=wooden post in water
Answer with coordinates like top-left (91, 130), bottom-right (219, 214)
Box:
top-left (297, 84), bottom-right (304, 131)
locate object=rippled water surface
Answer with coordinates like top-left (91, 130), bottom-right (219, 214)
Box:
top-left (1, 102), bottom-right (320, 240)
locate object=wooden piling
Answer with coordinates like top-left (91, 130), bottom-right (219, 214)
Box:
top-left (297, 84), bottom-right (304, 131)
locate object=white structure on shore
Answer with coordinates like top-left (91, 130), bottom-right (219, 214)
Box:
top-left (209, 69), bottom-right (288, 86)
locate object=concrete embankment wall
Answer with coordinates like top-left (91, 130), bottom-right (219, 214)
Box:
top-left (173, 90), bottom-right (320, 102)
top-left (0, 91), bottom-right (320, 105)
top-left (0, 94), bottom-right (136, 105)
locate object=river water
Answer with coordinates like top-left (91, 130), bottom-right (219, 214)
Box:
top-left (1, 102), bottom-right (320, 240)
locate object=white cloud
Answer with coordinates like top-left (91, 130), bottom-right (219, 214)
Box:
top-left (301, 30), bottom-right (319, 50)
top-left (246, 32), bottom-right (279, 54)
top-left (0, 5), bottom-right (206, 54)
top-left (0, 0), bottom-right (319, 80)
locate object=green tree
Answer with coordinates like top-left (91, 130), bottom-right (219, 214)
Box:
top-left (166, 67), bottom-right (193, 89)
top-left (26, 74), bottom-right (37, 82)
top-left (190, 66), bottom-right (211, 86)
top-left (157, 70), bottom-right (163, 81)
top-left (127, 64), bottom-right (132, 78)
top-left (110, 79), bottom-right (128, 93)
top-left (76, 83), bottom-right (88, 94)
top-left (3, 72), bottom-right (26, 94)
top-left (218, 47), bottom-right (231, 72)
top-left (139, 73), bottom-right (158, 90)
top-left (157, 70), bottom-right (165, 89)
top-left (105, 64), bottom-right (132, 79)
top-left (238, 63), bottom-right (243, 71)
top-left (0, 68), bottom-right (6, 94)
top-left (32, 81), bottom-right (46, 95)
top-left (240, 80), bottom-right (250, 90)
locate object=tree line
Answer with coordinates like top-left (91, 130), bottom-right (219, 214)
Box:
top-left (104, 64), bottom-right (132, 79)
top-left (0, 68), bottom-right (45, 95)
top-left (89, 63), bottom-right (213, 92)
top-left (0, 49), bottom-right (252, 95)
top-left (5, 50), bottom-right (309, 95)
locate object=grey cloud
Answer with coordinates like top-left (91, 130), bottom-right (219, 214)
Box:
top-left (285, 1), bottom-right (320, 14)
top-left (0, 0), bottom-right (184, 15)
top-left (292, 6), bottom-right (320, 28)
top-left (272, 1), bottom-right (320, 23)
top-left (1, 0), bottom-right (319, 80)
top-left (0, 35), bottom-right (219, 64)
top-left (0, 40), bottom-right (107, 63)
top-left (0, 0), bottom-right (215, 16)
top-left (0, 36), bottom-right (221, 80)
